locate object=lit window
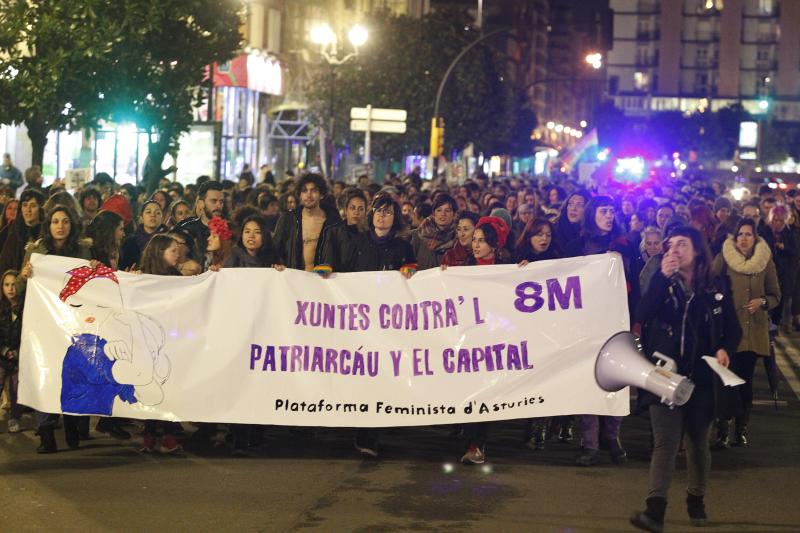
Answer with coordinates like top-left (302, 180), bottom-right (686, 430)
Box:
top-left (634, 71), bottom-right (650, 91)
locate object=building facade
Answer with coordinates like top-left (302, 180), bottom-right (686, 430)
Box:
top-left (607, 0), bottom-right (800, 120)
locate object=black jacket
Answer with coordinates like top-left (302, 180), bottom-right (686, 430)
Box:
top-left (272, 205), bottom-right (342, 270)
top-left (174, 217), bottom-right (210, 260)
top-left (0, 305), bottom-right (21, 371)
top-left (636, 270), bottom-right (741, 408)
top-left (345, 230), bottom-right (416, 273)
top-left (320, 224), bottom-right (362, 272)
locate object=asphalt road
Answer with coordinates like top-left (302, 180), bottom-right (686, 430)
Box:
top-left (2, 334), bottom-right (799, 533)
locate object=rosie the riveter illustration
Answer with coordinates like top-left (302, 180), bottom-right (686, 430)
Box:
top-left (58, 263), bottom-right (170, 415)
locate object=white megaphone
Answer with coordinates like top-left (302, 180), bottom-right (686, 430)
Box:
top-left (594, 331), bottom-right (695, 407)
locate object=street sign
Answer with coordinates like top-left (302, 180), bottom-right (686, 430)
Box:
top-left (350, 105), bottom-right (407, 164)
top-left (350, 107), bottom-right (407, 122)
top-left (350, 119), bottom-right (407, 134)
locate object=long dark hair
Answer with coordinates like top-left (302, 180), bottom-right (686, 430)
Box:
top-left (0, 269), bottom-right (19, 311)
top-left (515, 217), bottom-right (557, 260)
top-left (140, 234), bottom-right (180, 276)
top-left (42, 205), bottom-right (82, 257)
top-left (86, 210), bottom-right (123, 268)
top-left (237, 214), bottom-right (279, 266)
top-left (582, 195), bottom-right (622, 240)
top-left (664, 225), bottom-right (713, 291)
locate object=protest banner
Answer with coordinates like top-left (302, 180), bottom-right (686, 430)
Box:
top-left (19, 253), bottom-right (630, 426)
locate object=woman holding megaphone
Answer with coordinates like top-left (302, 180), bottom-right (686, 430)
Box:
top-left (631, 225), bottom-right (741, 533)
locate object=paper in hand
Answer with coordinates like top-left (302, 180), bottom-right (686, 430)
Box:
top-left (702, 356), bottom-right (745, 387)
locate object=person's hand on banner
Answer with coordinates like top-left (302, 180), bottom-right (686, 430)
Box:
top-left (209, 264), bottom-right (221, 272)
top-left (517, 260), bottom-right (529, 267)
top-left (715, 348), bottom-right (730, 368)
top-left (272, 264), bottom-right (286, 272)
top-left (21, 262), bottom-right (33, 279)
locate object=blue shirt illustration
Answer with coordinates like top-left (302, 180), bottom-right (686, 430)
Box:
top-left (61, 333), bottom-right (137, 415)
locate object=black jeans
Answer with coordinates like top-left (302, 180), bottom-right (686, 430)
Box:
top-left (647, 388), bottom-right (713, 500)
top-left (731, 351), bottom-right (758, 427)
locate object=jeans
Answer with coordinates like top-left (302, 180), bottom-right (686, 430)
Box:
top-left (0, 366), bottom-right (20, 420)
top-left (648, 389), bottom-right (713, 500)
top-left (579, 415), bottom-right (622, 450)
top-left (731, 351), bottom-right (758, 427)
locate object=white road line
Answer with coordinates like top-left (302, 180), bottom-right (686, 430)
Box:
top-left (774, 340), bottom-right (800, 400)
top-left (779, 337), bottom-right (800, 367)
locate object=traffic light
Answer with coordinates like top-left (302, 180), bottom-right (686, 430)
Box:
top-left (437, 118), bottom-right (445, 158)
top-left (430, 117), bottom-right (445, 157)
top-left (429, 117), bottom-right (439, 157)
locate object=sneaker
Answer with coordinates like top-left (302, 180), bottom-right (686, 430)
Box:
top-left (140, 434), bottom-right (157, 453)
top-left (461, 445), bottom-right (485, 465)
top-left (558, 424), bottom-right (574, 443)
top-left (160, 434), bottom-right (182, 454)
top-left (575, 449), bottom-right (599, 466)
top-left (354, 438), bottom-right (378, 458)
top-left (7, 419), bottom-right (21, 433)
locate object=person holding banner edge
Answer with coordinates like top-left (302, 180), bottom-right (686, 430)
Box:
top-left (18, 205), bottom-right (93, 453)
top-left (631, 225), bottom-right (741, 533)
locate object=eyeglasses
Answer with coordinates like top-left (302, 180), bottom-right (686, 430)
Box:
top-left (374, 208), bottom-right (394, 217)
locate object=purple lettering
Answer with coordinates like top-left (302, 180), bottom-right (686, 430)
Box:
top-left (249, 344), bottom-right (262, 370)
top-left (547, 276), bottom-right (583, 311)
top-left (294, 301), bottom-right (309, 325)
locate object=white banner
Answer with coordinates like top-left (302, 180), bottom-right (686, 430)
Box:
top-left (19, 253), bottom-right (630, 426)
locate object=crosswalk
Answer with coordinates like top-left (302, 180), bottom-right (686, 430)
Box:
top-left (774, 334), bottom-right (800, 400)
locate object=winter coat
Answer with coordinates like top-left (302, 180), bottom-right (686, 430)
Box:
top-left (272, 205), bottom-right (342, 270)
top-left (441, 241), bottom-right (471, 267)
top-left (0, 305), bottom-right (21, 371)
top-left (0, 220), bottom-right (41, 273)
top-left (711, 237), bottom-right (780, 356)
top-left (17, 237), bottom-right (92, 295)
top-left (345, 230), bottom-right (416, 273)
top-left (223, 245), bottom-right (277, 269)
top-left (410, 217), bottom-right (457, 270)
top-left (639, 254), bottom-right (662, 295)
top-left (119, 224), bottom-right (168, 271)
top-left (636, 270), bottom-right (741, 411)
top-left (770, 226), bottom-right (798, 294)
top-left (319, 224), bottom-right (362, 272)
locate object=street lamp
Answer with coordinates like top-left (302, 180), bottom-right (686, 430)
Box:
top-left (308, 23), bottom-right (368, 178)
top-left (585, 52), bottom-right (603, 70)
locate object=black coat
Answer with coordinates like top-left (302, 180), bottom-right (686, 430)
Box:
top-left (319, 224), bottom-right (363, 273)
top-left (635, 270), bottom-right (742, 410)
top-left (345, 231), bottom-right (416, 273)
top-left (0, 305), bottom-right (21, 371)
top-left (272, 205), bottom-right (342, 270)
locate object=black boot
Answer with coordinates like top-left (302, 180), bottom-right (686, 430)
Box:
top-left (734, 424), bottom-right (748, 447)
top-left (713, 419), bottom-right (730, 449)
top-left (63, 416), bottom-right (80, 450)
top-left (558, 418), bottom-right (574, 442)
top-left (630, 496), bottom-right (666, 533)
top-left (36, 425), bottom-right (57, 454)
top-left (686, 492), bottom-right (707, 526)
top-left (606, 436), bottom-right (628, 464)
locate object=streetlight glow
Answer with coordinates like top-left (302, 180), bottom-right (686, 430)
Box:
top-left (310, 23), bottom-right (335, 46)
top-left (348, 24), bottom-right (368, 47)
top-left (555, 124), bottom-right (564, 133)
top-left (579, 120), bottom-right (587, 128)
top-left (585, 52), bottom-right (602, 70)
top-left (546, 121), bottom-right (555, 129)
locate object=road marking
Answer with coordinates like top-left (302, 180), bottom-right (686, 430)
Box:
top-left (774, 339), bottom-right (800, 400)
top-left (779, 337), bottom-right (800, 367)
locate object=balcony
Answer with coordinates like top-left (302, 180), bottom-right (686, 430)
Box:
top-left (636, 30), bottom-right (661, 41)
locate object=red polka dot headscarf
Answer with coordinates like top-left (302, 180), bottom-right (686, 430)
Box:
top-left (59, 265), bottom-right (119, 302)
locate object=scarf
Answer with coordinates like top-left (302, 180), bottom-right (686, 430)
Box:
top-left (476, 256), bottom-right (496, 266)
top-left (417, 216), bottom-right (456, 254)
top-left (722, 236), bottom-right (771, 275)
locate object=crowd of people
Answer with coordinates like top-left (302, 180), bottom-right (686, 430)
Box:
top-left (1, 157), bottom-right (799, 533)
